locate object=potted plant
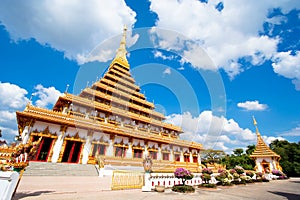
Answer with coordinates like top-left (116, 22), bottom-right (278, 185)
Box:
top-left (172, 168), bottom-right (195, 193)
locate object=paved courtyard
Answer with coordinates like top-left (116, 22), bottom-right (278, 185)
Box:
top-left (13, 176), bottom-right (300, 200)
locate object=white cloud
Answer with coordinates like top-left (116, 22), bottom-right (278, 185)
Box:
top-left (237, 100), bottom-right (268, 111)
top-left (0, 111), bottom-right (15, 121)
top-left (0, 0), bottom-right (136, 63)
top-left (153, 50), bottom-right (176, 61)
top-left (0, 82), bottom-right (29, 109)
top-left (166, 111), bottom-right (257, 152)
top-left (166, 110), bottom-right (286, 153)
top-left (0, 126), bottom-right (18, 143)
top-left (272, 51), bottom-right (300, 90)
top-left (0, 82), bottom-right (30, 142)
top-left (0, 82), bottom-right (63, 142)
top-left (33, 84), bottom-right (63, 108)
top-left (163, 67), bottom-right (171, 75)
top-left (262, 136), bottom-right (286, 144)
top-left (149, 0), bottom-right (298, 79)
top-left (280, 125), bottom-right (300, 137)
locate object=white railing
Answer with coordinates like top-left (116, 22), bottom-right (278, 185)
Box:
top-left (144, 173), bottom-right (202, 190)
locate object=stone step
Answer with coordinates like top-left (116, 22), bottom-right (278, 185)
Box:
top-left (23, 162), bottom-right (99, 176)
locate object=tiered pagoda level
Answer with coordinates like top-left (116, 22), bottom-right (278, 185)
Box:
top-left (16, 27), bottom-right (203, 172)
top-left (250, 117), bottom-right (282, 173)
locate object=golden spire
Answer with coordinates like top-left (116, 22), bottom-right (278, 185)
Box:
top-left (250, 116), bottom-right (281, 159)
top-left (115, 25), bottom-right (128, 61)
top-left (252, 116), bottom-right (260, 136)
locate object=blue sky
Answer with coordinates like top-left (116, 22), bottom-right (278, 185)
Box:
top-left (0, 0), bottom-right (299, 153)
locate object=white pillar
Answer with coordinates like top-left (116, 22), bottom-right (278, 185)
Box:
top-left (180, 152), bottom-right (184, 162)
top-left (189, 152), bottom-right (193, 163)
top-left (51, 132), bottom-right (65, 163)
top-left (143, 145), bottom-right (148, 158)
top-left (142, 173), bottom-right (152, 192)
top-left (126, 143), bottom-right (133, 158)
top-left (82, 136), bottom-right (92, 164)
top-left (21, 126), bottom-right (30, 144)
top-left (157, 147), bottom-right (162, 160)
top-left (198, 151), bottom-right (201, 165)
top-left (106, 139), bottom-right (114, 156)
top-left (170, 151), bottom-right (174, 161)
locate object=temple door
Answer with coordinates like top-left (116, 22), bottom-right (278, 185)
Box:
top-left (34, 137), bottom-right (54, 162)
top-left (62, 140), bottom-right (83, 163)
top-left (261, 160), bottom-right (270, 173)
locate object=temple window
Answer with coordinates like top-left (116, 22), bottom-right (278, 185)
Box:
top-left (162, 152), bottom-right (169, 161)
top-left (149, 151), bottom-right (157, 160)
top-left (193, 156), bottom-right (198, 163)
top-left (92, 144), bottom-right (106, 156)
top-left (115, 146), bottom-right (126, 158)
top-left (184, 154), bottom-right (190, 162)
top-left (174, 154), bottom-right (180, 161)
top-left (133, 149), bottom-right (143, 158)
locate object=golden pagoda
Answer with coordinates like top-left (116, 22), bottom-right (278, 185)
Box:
top-left (250, 116), bottom-right (282, 173)
top-left (15, 26), bottom-right (203, 172)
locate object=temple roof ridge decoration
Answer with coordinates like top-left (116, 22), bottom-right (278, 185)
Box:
top-left (250, 116), bottom-right (280, 159)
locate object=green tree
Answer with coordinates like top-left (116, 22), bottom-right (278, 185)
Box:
top-left (270, 140), bottom-right (300, 177)
top-left (246, 145), bottom-right (256, 155)
top-left (201, 149), bottom-right (226, 165)
top-left (221, 148), bottom-right (255, 170)
top-left (233, 148), bottom-right (244, 156)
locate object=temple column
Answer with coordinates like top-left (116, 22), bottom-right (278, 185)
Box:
top-left (170, 150), bottom-right (174, 162)
top-left (189, 152), bottom-right (193, 163)
top-left (126, 142), bottom-right (133, 158)
top-left (157, 147), bottom-right (162, 160)
top-left (143, 144), bottom-right (148, 158)
top-left (51, 125), bottom-right (67, 163)
top-left (106, 138), bottom-right (114, 157)
top-left (180, 151), bottom-right (184, 162)
top-left (197, 151), bottom-right (201, 165)
top-left (21, 126), bottom-right (30, 144)
top-left (82, 131), bottom-right (93, 164)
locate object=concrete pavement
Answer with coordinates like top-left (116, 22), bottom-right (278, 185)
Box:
top-left (13, 177), bottom-right (300, 200)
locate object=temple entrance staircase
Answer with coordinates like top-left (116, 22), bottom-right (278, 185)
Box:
top-left (23, 161), bottom-right (99, 176)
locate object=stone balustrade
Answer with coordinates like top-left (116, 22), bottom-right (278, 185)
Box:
top-left (143, 172), bottom-right (202, 191)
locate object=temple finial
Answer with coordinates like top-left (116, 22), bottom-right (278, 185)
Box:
top-left (115, 25), bottom-right (128, 61)
top-left (252, 116), bottom-right (260, 136)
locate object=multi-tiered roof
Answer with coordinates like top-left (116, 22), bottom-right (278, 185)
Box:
top-left (17, 26), bottom-right (202, 150)
top-left (250, 117), bottom-right (280, 159)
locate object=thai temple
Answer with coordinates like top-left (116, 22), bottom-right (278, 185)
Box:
top-left (15, 27), bottom-right (203, 172)
top-left (250, 117), bottom-right (282, 173)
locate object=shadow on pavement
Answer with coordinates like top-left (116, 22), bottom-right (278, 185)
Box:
top-left (12, 190), bottom-right (54, 200)
top-left (290, 181), bottom-right (300, 184)
top-left (268, 191), bottom-right (300, 200)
